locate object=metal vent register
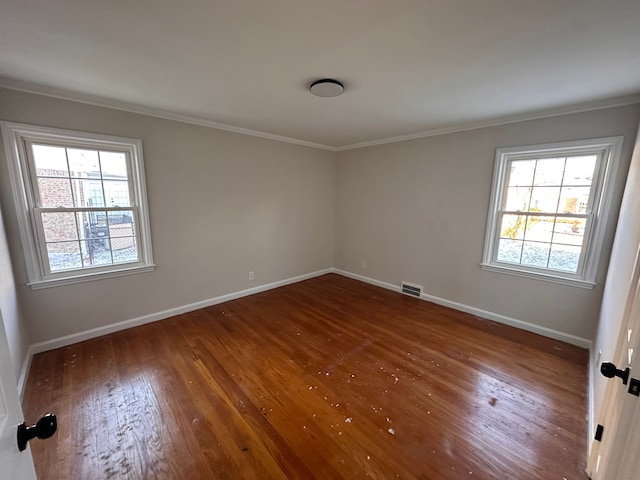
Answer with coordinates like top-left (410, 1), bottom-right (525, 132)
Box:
top-left (401, 282), bottom-right (422, 298)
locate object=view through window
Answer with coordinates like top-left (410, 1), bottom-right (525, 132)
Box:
top-left (30, 144), bottom-right (139, 272)
top-left (482, 137), bottom-right (623, 287)
top-left (2, 122), bottom-right (154, 288)
top-left (496, 154), bottom-right (597, 273)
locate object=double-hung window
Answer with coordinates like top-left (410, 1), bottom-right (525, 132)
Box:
top-left (2, 122), bottom-right (155, 289)
top-left (481, 137), bottom-right (623, 288)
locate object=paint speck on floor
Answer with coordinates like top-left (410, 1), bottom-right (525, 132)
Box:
top-left (388, 428), bottom-right (395, 435)
top-left (345, 417), bottom-right (352, 423)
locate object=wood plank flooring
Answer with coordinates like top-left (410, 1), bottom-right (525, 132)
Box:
top-left (22, 273), bottom-right (588, 479)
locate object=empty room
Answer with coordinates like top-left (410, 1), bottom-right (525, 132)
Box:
top-left (1, 1), bottom-right (640, 479)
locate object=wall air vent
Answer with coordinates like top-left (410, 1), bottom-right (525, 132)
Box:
top-left (401, 281), bottom-right (422, 298)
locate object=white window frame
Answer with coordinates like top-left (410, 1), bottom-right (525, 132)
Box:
top-left (1, 122), bottom-right (155, 289)
top-left (481, 137), bottom-right (623, 289)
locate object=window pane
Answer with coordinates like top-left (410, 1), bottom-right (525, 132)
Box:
top-left (47, 242), bottom-right (82, 271)
top-left (108, 211), bottom-right (134, 235)
top-left (38, 177), bottom-right (74, 208)
top-left (521, 241), bottom-right (550, 268)
top-left (523, 216), bottom-right (554, 243)
top-left (81, 181), bottom-right (106, 208)
top-left (548, 244), bottom-right (581, 273)
top-left (84, 210), bottom-right (109, 240)
top-left (67, 149), bottom-right (100, 178)
top-left (112, 236), bottom-right (138, 264)
top-left (534, 158), bottom-right (566, 186)
top-left (553, 219), bottom-right (586, 246)
top-left (529, 186), bottom-right (560, 213)
top-left (559, 186), bottom-right (591, 214)
top-left (500, 214), bottom-right (526, 240)
top-left (496, 239), bottom-right (522, 264)
top-left (41, 212), bottom-right (78, 242)
top-left (508, 160), bottom-right (535, 186)
top-left (100, 151), bottom-right (128, 177)
top-left (564, 156), bottom-right (597, 186)
top-left (103, 180), bottom-right (131, 207)
top-left (83, 238), bottom-right (113, 266)
top-left (504, 187), bottom-right (531, 211)
top-left (32, 145), bottom-right (68, 176)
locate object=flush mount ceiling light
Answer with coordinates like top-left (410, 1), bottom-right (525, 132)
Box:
top-left (310, 79), bottom-right (344, 97)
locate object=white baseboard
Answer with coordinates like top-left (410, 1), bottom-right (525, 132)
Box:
top-left (333, 269), bottom-right (592, 349)
top-left (22, 267), bottom-right (592, 399)
top-left (17, 348), bottom-right (33, 400)
top-left (28, 268), bottom-right (333, 356)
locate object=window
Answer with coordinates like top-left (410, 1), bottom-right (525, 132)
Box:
top-left (1, 122), bottom-right (155, 289)
top-left (481, 137), bottom-right (623, 288)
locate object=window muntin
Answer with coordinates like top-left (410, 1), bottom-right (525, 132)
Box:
top-left (495, 153), bottom-right (599, 274)
top-left (1, 123), bottom-right (154, 288)
top-left (28, 142), bottom-right (140, 274)
top-left (482, 138), bottom-right (623, 288)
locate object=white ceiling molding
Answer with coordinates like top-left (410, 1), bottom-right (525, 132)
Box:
top-left (335, 94), bottom-right (640, 151)
top-left (1, 77), bottom-right (639, 153)
top-left (0, 77), bottom-right (336, 152)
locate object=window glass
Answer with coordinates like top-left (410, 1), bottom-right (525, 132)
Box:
top-left (1, 122), bottom-right (155, 288)
top-left (482, 138), bottom-right (622, 287)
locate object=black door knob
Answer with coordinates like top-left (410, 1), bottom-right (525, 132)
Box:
top-left (17, 413), bottom-right (57, 452)
top-left (600, 362), bottom-right (630, 385)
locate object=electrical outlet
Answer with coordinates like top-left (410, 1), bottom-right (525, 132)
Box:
top-left (249, 271), bottom-right (255, 280)
top-left (360, 260), bottom-right (366, 269)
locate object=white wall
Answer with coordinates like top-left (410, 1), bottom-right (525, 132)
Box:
top-left (591, 122), bottom-right (640, 440)
top-left (1, 86), bottom-right (639, 356)
top-left (0, 88), bottom-right (336, 344)
top-left (335, 105), bottom-right (640, 342)
top-left (0, 198), bottom-right (29, 385)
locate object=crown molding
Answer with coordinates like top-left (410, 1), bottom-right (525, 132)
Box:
top-left (335, 94), bottom-right (640, 151)
top-left (0, 77), bottom-right (337, 151)
top-left (1, 77), bottom-right (638, 153)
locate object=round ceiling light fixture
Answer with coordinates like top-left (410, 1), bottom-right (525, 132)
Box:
top-left (310, 79), bottom-right (344, 97)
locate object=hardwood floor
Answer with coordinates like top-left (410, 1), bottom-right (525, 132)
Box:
top-left (23, 273), bottom-right (588, 479)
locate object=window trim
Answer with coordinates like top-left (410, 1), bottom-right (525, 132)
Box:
top-left (1, 122), bottom-right (155, 289)
top-left (481, 137), bottom-right (624, 289)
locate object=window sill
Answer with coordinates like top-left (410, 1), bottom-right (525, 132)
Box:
top-left (480, 263), bottom-right (596, 289)
top-left (28, 264), bottom-right (156, 290)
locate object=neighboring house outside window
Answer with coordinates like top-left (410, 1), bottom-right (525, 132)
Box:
top-left (481, 137), bottom-right (623, 288)
top-left (1, 122), bottom-right (155, 289)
